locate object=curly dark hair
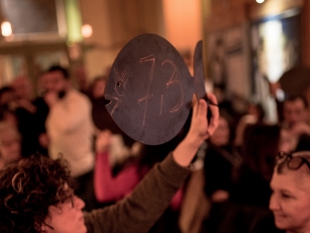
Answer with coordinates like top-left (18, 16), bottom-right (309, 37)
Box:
top-left (0, 154), bottom-right (75, 233)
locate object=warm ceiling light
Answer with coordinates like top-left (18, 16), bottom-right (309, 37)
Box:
top-left (81, 24), bottom-right (93, 38)
top-left (256, 0), bottom-right (265, 3)
top-left (1, 21), bottom-right (12, 37)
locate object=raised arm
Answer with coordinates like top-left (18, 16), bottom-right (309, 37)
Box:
top-left (173, 92), bottom-right (219, 167)
top-left (84, 93), bottom-right (219, 233)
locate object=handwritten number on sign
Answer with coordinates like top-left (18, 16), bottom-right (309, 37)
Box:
top-left (162, 60), bottom-right (184, 113)
top-left (138, 55), bottom-right (155, 126)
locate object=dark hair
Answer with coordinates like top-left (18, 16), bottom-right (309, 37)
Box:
top-left (48, 65), bottom-right (69, 80)
top-left (88, 75), bottom-right (107, 99)
top-left (0, 154), bottom-right (75, 233)
top-left (284, 94), bottom-right (308, 109)
top-left (241, 123), bottom-right (281, 179)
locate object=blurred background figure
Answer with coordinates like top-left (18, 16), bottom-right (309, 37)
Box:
top-left (0, 86), bottom-right (18, 125)
top-left (202, 123), bottom-right (282, 233)
top-left (281, 95), bottom-right (310, 136)
top-left (44, 64), bottom-right (97, 211)
top-left (203, 111), bottom-right (241, 204)
top-left (11, 75), bottom-right (39, 157)
top-left (0, 121), bottom-right (21, 171)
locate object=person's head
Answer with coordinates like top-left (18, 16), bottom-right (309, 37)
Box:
top-left (283, 95), bottom-right (309, 128)
top-left (89, 75), bottom-right (107, 99)
top-left (270, 151), bottom-right (310, 232)
top-left (0, 155), bottom-right (86, 233)
top-left (11, 76), bottom-right (34, 100)
top-left (209, 111), bottom-right (234, 147)
top-left (44, 65), bottom-right (71, 94)
top-left (0, 86), bottom-right (16, 107)
top-left (247, 102), bottom-right (265, 122)
top-left (0, 121), bottom-right (21, 168)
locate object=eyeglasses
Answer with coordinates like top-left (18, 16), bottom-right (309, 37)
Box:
top-left (276, 151), bottom-right (310, 170)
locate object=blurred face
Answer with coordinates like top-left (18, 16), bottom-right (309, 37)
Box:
top-left (270, 168), bottom-right (310, 232)
top-left (283, 99), bottom-right (308, 128)
top-left (44, 71), bottom-right (69, 93)
top-left (279, 128), bottom-right (298, 153)
top-left (12, 78), bottom-right (33, 100)
top-left (0, 91), bottom-right (16, 106)
top-left (44, 194), bottom-right (86, 233)
top-left (0, 130), bottom-right (21, 165)
top-left (210, 117), bottom-right (230, 146)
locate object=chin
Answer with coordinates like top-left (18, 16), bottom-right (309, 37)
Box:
top-left (275, 220), bottom-right (292, 231)
top-left (77, 225), bottom-right (87, 233)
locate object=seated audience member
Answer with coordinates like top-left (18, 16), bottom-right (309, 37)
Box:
top-left (232, 123), bottom-right (281, 207)
top-left (0, 121), bottom-right (21, 170)
top-left (204, 111), bottom-right (241, 203)
top-left (0, 93), bottom-right (219, 233)
top-left (202, 123), bottom-right (282, 233)
top-left (270, 151), bottom-right (310, 232)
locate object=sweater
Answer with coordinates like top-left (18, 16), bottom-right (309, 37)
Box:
top-left (84, 153), bottom-right (190, 233)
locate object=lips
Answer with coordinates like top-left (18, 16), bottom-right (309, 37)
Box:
top-left (273, 213), bottom-right (287, 220)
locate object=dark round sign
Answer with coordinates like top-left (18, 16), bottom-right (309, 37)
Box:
top-left (104, 33), bottom-right (194, 145)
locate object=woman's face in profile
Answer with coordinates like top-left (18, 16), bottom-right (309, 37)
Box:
top-left (269, 168), bottom-right (310, 232)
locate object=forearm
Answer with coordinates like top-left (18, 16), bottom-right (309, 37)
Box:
top-left (172, 135), bottom-right (202, 167)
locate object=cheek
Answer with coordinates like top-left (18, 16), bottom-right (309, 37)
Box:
top-left (282, 200), bottom-right (310, 225)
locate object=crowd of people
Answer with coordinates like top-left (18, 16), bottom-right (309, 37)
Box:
top-left (1, 64), bottom-right (310, 233)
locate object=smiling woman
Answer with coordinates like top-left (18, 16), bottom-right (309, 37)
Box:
top-left (270, 151), bottom-right (310, 232)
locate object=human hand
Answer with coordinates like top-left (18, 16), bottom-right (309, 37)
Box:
top-left (172, 92), bottom-right (219, 167)
top-left (17, 98), bottom-right (36, 113)
top-left (96, 130), bottom-right (112, 153)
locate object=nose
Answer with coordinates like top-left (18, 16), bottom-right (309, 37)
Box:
top-left (73, 195), bottom-right (85, 210)
top-left (269, 193), bottom-right (279, 211)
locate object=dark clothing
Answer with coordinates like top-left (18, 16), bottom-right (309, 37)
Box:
top-left (230, 166), bottom-right (272, 207)
top-left (203, 144), bottom-right (240, 197)
top-left (32, 97), bottom-right (49, 135)
top-left (201, 202), bottom-right (283, 233)
top-left (84, 153), bottom-right (190, 233)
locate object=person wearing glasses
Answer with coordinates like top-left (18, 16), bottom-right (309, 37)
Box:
top-left (270, 151), bottom-right (310, 232)
top-left (0, 94), bottom-right (219, 233)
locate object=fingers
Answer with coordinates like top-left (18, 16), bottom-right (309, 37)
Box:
top-left (198, 99), bottom-right (207, 118)
top-left (191, 94), bottom-right (199, 116)
top-left (206, 92), bottom-right (219, 136)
